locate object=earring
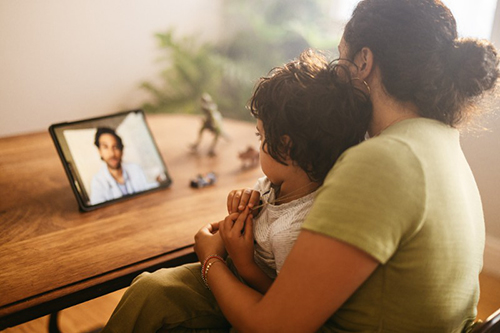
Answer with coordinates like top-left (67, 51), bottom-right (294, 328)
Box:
top-left (352, 78), bottom-right (371, 95)
top-left (362, 80), bottom-right (371, 95)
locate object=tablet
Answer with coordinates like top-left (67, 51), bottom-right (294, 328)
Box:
top-left (49, 110), bottom-right (172, 211)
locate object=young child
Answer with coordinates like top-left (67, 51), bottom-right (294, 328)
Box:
top-left (217, 49), bottom-right (372, 293)
top-left (102, 49), bottom-right (372, 333)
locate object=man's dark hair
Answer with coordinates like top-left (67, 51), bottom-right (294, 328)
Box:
top-left (94, 127), bottom-right (124, 150)
top-left (249, 49), bottom-right (372, 183)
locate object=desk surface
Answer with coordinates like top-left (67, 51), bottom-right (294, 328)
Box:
top-left (0, 114), bottom-right (262, 329)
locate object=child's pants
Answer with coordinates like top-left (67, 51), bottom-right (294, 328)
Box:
top-left (101, 262), bottom-right (232, 333)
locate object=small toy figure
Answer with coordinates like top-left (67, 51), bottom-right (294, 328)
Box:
top-left (189, 172), bottom-right (217, 188)
top-left (190, 93), bottom-right (226, 156)
top-left (238, 146), bottom-right (260, 169)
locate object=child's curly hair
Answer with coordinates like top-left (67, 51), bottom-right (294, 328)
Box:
top-left (249, 49), bottom-right (372, 183)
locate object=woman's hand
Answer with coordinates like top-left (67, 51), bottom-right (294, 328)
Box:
top-left (194, 221), bottom-right (227, 263)
top-left (227, 188), bottom-right (261, 215)
top-left (219, 208), bottom-right (255, 271)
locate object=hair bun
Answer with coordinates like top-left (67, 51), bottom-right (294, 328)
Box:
top-left (450, 38), bottom-right (499, 98)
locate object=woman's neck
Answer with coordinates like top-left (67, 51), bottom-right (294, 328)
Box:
top-left (367, 80), bottom-right (420, 137)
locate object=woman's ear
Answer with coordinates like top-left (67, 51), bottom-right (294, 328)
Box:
top-left (354, 47), bottom-right (374, 81)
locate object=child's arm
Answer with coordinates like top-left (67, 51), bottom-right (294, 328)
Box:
top-left (220, 209), bottom-right (273, 294)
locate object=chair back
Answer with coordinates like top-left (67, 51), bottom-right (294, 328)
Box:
top-left (472, 308), bottom-right (500, 333)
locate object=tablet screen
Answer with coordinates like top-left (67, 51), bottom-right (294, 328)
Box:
top-left (49, 110), bottom-right (172, 211)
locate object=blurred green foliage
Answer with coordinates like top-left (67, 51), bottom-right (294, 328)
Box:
top-left (141, 0), bottom-right (340, 121)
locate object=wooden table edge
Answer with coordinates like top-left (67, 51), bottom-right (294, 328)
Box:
top-left (0, 246), bottom-right (197, 330)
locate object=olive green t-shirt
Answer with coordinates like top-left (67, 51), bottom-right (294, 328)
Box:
top-left (303, 118), bottom-right (485, 332)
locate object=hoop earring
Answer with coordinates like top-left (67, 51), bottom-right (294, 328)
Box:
top-left (352, 78), bottom-right (371, 95)
top-left (362, 80), bottom-right (371, 95)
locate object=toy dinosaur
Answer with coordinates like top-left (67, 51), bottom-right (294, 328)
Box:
top-left (190, 93), bottom-right (226, 156)
top-left (238, 145), bottom-right (260, 169)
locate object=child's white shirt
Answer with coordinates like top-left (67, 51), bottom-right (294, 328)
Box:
top-left (252, 176), bottom-right (317, 279)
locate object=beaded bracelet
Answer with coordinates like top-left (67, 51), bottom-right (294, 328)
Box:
top-left (201, 254), bottom-right (226, 289)
top-left (202, 254), bottom-right (225, 274)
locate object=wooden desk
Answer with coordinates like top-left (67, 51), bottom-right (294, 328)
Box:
top-left (0, 114), bottom-right (262, 329)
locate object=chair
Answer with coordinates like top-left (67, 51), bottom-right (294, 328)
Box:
top-left (472, 308), bottom-right (500, 333)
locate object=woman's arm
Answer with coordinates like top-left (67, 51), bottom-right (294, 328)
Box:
top-left (196, 224), bottom-right (379, 332)
top-left (234, 260), bottom-right (274, 294)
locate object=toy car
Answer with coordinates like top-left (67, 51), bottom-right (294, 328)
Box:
top-left (190, 172), bottom-right (217, 188)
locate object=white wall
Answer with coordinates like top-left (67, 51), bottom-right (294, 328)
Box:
top-left (0, 0), bottom-right (223, 137)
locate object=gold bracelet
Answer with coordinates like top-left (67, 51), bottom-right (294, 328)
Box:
top-left (202, 258), bottom-right (225, 289)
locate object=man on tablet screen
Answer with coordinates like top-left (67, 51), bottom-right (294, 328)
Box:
top-left (90, 127), bottom-right (157, 205)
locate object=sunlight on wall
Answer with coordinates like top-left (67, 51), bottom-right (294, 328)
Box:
top-left (329, 0), bottom-right (498, 40)
top-left (444, 0), bottom-right (497, 39)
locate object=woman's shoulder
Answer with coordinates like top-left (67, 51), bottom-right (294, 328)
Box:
top-left (338, 118), bottom-right (449, 168)
top-left (337, 134), bottom-right (421, 173)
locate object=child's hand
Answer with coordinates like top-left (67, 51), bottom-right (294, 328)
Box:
top-left (219, 208), bottom-right (255, 271)
top-left (227, 188), bottom-right (261, 214)
top-left (194, 221), bottom-right (227, 263)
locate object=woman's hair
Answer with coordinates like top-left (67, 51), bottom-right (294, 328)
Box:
top-left (343, 0), bottom-right (499, 127)
top-left (249, 49), bottom-right (372, 183)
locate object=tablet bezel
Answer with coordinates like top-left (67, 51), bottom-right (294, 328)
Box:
top-left (49, 110), bottom-right (172, 212)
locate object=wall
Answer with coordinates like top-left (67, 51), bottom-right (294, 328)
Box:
top-left (461, 1), bottom-right (500, 276)
top-left (0, 0), bottom-right (223, 137)
top-left (462, 99), bottom-right (500, 276)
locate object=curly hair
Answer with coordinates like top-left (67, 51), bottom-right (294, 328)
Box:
top-left (343, 0), bottom-right (499, 127)
top-left (249, 49), bottom-right (372, 183)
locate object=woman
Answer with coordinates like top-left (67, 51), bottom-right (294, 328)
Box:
top-left (195, 0), bottom-right (499, 331)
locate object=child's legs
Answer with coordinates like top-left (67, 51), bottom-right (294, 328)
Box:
top-left (101, 263), bottom-right (230, 333)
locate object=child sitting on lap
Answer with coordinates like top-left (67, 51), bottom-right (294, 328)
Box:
top-left (102, 49), bottom-right (372, 333)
